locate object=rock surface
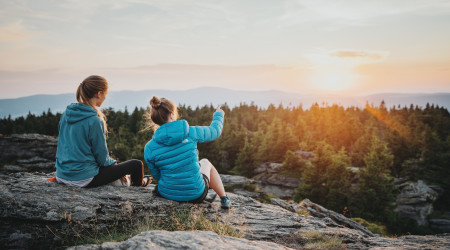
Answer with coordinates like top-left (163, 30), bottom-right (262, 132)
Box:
top-left (68, 230), bottom-right (289, 250)
top-left (252, 162), bottom-right (302, 198)
top-left (220, 174), bottom-right (254, 186)
top-left (395, 180), bottom-right (439, 226)
top-left (429, 219), bottom-right (450, 232)
top-left (253, 162), bottom-right (283, 175)
top-left (1, 172), bottom-right (450, 249)
top-left (272, 198), bottom-right (374, 237)
top-left (0, 134), bottom-right (57, 173)
top-left (293, 150), bottom-right (315, 160)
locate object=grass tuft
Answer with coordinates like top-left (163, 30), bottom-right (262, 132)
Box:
top-left (258, 193), bottom-right (278, 204)
top-left (350, 217), bottom-right (387, 235)
top-left (300, 231), bottom-right (344, 249)
top-left (49, 205), bottom-right (242, 248)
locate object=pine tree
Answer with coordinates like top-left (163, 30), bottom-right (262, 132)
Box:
top-left (325, 147), bottom-right (352, 213)
top-left (352, 135), bottom-right (396, 222)
top-left (233, 132), bottom-right (262, 177)
top-left (280, 150), bottom-right (308, 178)
top-left (294, 141), bottom-right (334, 205)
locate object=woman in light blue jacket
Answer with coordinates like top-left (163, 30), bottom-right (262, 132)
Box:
top-left (55, 75), bottom-right (151, 187)
top-left (144, 96), bottom-right (231, 209)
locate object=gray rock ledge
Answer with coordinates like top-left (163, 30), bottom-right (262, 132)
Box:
top-left (1, 172), bottom-right (449, 249)
top-left (68, 230), bottom-right (290, 250)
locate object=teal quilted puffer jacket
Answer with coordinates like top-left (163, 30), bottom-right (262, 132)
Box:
top-left (144, 112), bottom-right (224, 201)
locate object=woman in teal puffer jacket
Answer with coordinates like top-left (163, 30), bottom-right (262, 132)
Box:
top-left (144, 96), bottom-right (231, 209)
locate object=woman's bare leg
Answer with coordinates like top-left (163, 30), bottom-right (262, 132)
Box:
top-left (199, 158), bottom-right (226, 197)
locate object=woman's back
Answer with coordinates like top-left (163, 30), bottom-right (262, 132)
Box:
top-left (56, 103), bottom-right (115, 181)
top-left (144, 112), bottom-right (224, 201)
top-left (55, 75), bottom-right (149, 188)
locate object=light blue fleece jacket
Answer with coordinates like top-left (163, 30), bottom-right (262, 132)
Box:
top-left (144, 112), bottom-right (224, 201)
top-left (55, 103), bottom-right (116, 181)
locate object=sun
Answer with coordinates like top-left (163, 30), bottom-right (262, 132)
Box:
top-left (309, 66), bottom-right (359, 92)
top-left (326, 75), bottom-right (341, 87)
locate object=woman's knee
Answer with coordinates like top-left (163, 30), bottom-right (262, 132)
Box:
top-left (199, 158), bottom-right (210, 165)
top-left (199, 159), bottom-right (212, 176)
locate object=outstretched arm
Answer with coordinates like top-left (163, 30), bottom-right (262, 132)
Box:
top-left (190, 107), bottom-right (225, 143)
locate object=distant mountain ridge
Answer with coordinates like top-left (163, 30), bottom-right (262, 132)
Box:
top-left (1, 87), bottom-right (449, 118)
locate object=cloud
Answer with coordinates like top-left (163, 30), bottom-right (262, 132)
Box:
top-left (329, 50), bottom-right (388, 61)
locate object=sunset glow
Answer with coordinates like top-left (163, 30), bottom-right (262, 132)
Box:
top-left (308, 64), bottom-right (361, 92)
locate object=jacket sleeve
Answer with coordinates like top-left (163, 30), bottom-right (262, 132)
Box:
top-left (144, 145), bottom-right (160, 180)
top-left (190, 111), bottom-right (224, 143)
top-left (89, 119), bottom-right (116, 167)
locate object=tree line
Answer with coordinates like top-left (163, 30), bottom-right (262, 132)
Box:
top-left (1, 101), bottom-right (449, 234)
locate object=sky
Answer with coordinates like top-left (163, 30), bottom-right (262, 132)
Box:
top-left (0, 0), bottom-right (450, 98)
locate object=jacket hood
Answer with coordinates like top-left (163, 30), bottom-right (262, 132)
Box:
top-left (64, 103), bottom-right (98, 124)
top-left (153, 120), bottom-right (189, 146)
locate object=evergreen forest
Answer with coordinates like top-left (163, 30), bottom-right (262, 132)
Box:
top-left (1, 101), bottom-right (449, 235)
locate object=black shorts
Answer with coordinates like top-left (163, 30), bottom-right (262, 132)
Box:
top-left (189, 174), bottom-right (210, 204)
top-left (153, 174), bottom-right (210, 204)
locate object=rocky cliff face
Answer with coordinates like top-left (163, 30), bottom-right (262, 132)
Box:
top-left (394, 179), bottom-right (450, 231)
top-left (1, 172), bottom-right (449, 249)
top-left (0, 134), bottom-right (57, 173)
top-left (395, 180), bottom-right (438, 226)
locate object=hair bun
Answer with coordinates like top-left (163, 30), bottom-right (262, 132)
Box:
top-left (150, 96), bottom-right (161, 109)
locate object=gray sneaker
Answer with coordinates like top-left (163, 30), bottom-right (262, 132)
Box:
top-left (220, 195), bottom-right (231, 209)
top-left (204, 193), bottom-right (217, 203)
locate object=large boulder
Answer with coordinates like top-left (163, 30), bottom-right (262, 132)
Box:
top-left (0, 134), bottom-right (57, 173)
top-left (395, 180), bottom-right (439, 226)
top-left (68, 230), bottom-right (289, 250)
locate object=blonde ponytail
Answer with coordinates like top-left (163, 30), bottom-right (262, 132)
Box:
top-left (76, 75), bottom-right (109, 134)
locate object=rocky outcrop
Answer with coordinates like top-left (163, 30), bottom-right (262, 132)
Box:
top-left (220, 174), bottom-right (254, 186)
top-left (2, 172), bottom-right (450, 249)
top-left (395, 180), bottom-right (439, 226)
top-left (271, 198), bottom-right (374, 237)
top-left (253, 173), bottom-right (302, 198)
top-left (253, 173), bottom-right (302, 189)
top-left (252, 162), bottom-right (302, 198)
top-left (68, 230), bottom-right (289, 250)
top-left (293, 150), bottom-right (315, 160)
top-left (0, 134), bottom-right (57, 173)
top-left (249, 150), bottom-right (314, 197)
top-left (429, 219), bottom-right (450, 233)
top-left (254, 162), bottom-right (283, 175)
